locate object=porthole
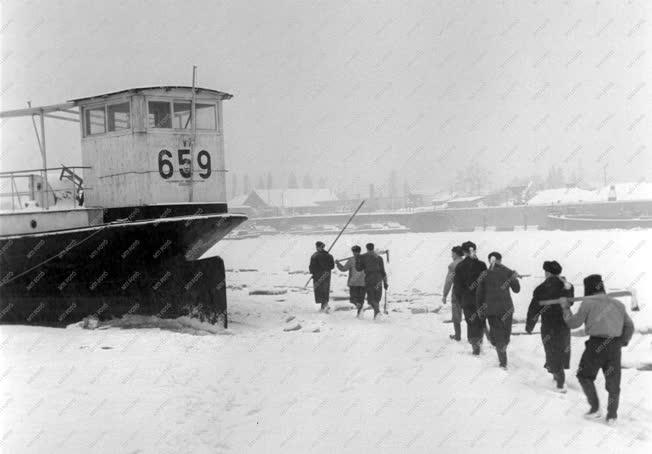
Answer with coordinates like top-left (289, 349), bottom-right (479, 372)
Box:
top-left (30, 220), bottom-right (37, 229)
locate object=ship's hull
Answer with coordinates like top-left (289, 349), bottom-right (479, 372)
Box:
top-left (0, 212), bottom-right (246, 325)
top-left (546, 214), bottom-right (652, 231)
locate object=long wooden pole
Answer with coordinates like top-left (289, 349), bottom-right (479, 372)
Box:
top-left (539, 290), bottom-right (632, 306)
top-left (326, 200), bottom-right (365, 253)
top-left (304, 200), bottom-right (366, 288)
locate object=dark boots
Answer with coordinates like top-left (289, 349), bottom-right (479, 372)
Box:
top-left (552, 370), bottom-right (566, 389)
top-left (497, 350), bottom-right (507, 368)
top-left (578, 377), bottom-right (600, 412)
top-left (607, 392), bottom-right (620, 420)
top-left (450, 322), bottom-right (461, 341)
top-left (472, 343), bottom-right (481, 355)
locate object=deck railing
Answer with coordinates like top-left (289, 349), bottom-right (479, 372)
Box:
top-left (0, 166), bottom-right (91, 211)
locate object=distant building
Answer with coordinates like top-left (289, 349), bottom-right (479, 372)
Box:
top-left (482, 184), bottom-right (531, 206)
top-left (232, 189), bottom-right (340, 217)
top-left (227, 194), bottom-right (257, 218)
top-left (526, 187), bottom-right (599, 205)
top-left (444, 195), bottom-right (487, 209)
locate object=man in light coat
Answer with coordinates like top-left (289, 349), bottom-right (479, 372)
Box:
top-left (442, 245), bottom-right (464, 341)
top-left (336, 245), bottom-right (366, 317)
top-left (562, 274), bottom-right (635, 424)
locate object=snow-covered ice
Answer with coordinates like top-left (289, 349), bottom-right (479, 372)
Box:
top-left (1, 230), bottom-right (651, 453)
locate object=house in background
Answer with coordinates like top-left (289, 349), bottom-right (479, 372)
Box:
top-left (526, 186), bottom-right (599, 205)
top-left (443, 195), bottom-right (487, 209)
top-left (230, 189), bottom-right (340, 217)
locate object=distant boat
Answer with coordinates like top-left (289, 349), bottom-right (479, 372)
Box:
top-left (251, 225), bottom-right (279, 235)
top-left (287, 224), bottom-right (340, 235)
top-left (350, 222), bottom-right (410, 234)
top-left (225, 229), bottom-right (262, 240)
top-left (547, 214), bottom-right (652, 230)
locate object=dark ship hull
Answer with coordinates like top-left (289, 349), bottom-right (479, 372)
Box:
top-left (0, 212), bottom-right (246, 326)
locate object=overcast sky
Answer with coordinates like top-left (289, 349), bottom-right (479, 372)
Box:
top-left (1, 0), bottom-right (650, 197)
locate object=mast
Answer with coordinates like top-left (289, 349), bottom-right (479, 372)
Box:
top-left (27, 101), bottom-right (49, 209)
top-left (190, 65), bottom-right (197, 202)
top-left (40, 110), bottom-right (49, 209)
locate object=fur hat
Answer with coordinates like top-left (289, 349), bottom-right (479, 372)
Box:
top-left (583, 274), bottom-right (604, 296)
top-left (461, 241), bottom-right (477, 253)
top-left (543, 260), bottom-right (562, 275)
top-left (488, 251), bottom-right (502, 262)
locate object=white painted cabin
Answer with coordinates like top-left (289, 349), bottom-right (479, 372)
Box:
top-left (0, 86), bottom-right (233, 236)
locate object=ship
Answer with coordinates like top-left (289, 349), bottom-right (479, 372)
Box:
top-left (0, 83), bottom-right (246, 326)
top-left (546, 213), bottom-right (652, 230)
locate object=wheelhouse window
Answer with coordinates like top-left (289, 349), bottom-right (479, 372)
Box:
top-left (195, 103), bottom-right (217, 129)
top-left (173, 102), bottom-right (192, 129)
top-left (148, 101), bottom-right (172, 128)
top-left (107, 102), bottom-right (130, 131)
top-left (84, 106), bottom-right (106, 135)
top-left (147, 99), bottom-right (218, 130)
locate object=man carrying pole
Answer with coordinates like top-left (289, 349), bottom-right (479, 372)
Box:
top-left (453, 241), bottom-right (487, 355)
top-left (475, 251), bottom-right (520, 368)
top-left (526, 260), bottom-right (574, 392)
top-left (355, 243), bottom-right (388, 319)
top-left (561, 274), bottom-right (635, 424)
top-left (309, 241), bottom-right (335, 312)
top-left (335, 245), bottom-right (366, 318)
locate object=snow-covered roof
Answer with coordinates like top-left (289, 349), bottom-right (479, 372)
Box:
top-left (430, 192), bottom-right (456, 203)
top-left (252, 189), bottom-right (339, 208)
top-left (448, 195), bottom-right (485, 202)
top-left (228, 194), bottom-right (250, 206)
top-left (594, 182), bottom-right (652, 201)
top-left (527, 187), bottom-right (599, 205)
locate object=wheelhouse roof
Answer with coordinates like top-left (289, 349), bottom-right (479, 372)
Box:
top-left (0, 86), bottom-right (233, 119)
top-left (69, 86), bottom-right (233, 103)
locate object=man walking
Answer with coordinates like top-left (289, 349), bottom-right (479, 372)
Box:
top-left (525, 260), bottom-right (574, 392)
top-left (442, 245), bottom-right (464, 341)
top-left (335, 245), bottom-right (366, 317)
top-left (453, 241), bottom-right (488, 355)
top-left (475, 251), bottom-right (520, 368)
top-left (309, 241), bottom-right (335, 312)
top-left (355, 243), bottom-right (388, 319)
top-left (562, 274), bottom-right (635, 424)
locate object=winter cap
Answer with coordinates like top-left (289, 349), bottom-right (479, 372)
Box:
top-left (451, 246), bottom-right (464, 256)
top-left (351, 245), bottom-right (361, 253)
top-left (366, 243), bottom-right (374, 251)
top-left (488, 251), bottom-right (502, 262)
top-left (316, 241), bottom-right (325, 248)
top-left (542, 260), bottom-right (562, 275)
top-left (583, 274), bottom-right (605, 296)
top-left (461, 241), bottom-right (477, 253)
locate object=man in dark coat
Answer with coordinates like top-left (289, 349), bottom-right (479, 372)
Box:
top-left (526, 260), bottom-right (574, 392)
top-left (453, 241), bottom-right (488, 355)
top-left (476, 251), bottom-right (520, 368)
top-left (562, 274), bottom-right (635, 424)
top-left (355, 243), bottom-right (388, 319)
top-left (309, 241), bottom-right (335, 312)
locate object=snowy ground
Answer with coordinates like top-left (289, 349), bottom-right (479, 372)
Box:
top-left (1, 230), bottom-right (651, 453)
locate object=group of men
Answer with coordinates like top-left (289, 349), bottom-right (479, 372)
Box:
top-left (309, 241), bottom-right (388, 319)
top-left (442, 240), bottom-right (635, 424)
